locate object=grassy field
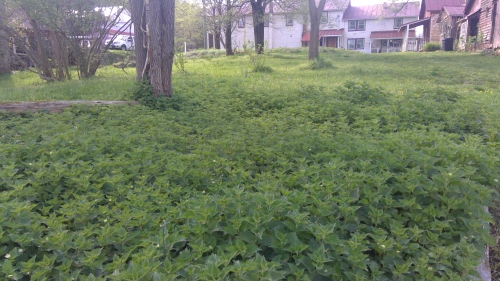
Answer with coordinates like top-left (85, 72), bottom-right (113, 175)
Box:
top-left (0, 48), bottom-right (499, 280)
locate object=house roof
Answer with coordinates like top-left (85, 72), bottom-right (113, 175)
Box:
top-left (398, 17), bottom-right (430, 31)
top-left (423, 0), bottom-right (465, 12)
top-left (343, 1), bottom-right (419, 20)
top-left (419, 0), bottom-right (465, 18)
top-left (442, 5), bottom-right (465, 16)
top-left (301, 29), bottom-right (344, 42)
top-left (370, 30), bottom-right (416, 39)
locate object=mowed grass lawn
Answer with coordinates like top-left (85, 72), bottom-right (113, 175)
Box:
top-left (1, 49), bottom-right (499, 280)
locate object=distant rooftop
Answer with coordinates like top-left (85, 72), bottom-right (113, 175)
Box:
top-left (343, 1), bottom-right (420, 20)
top-left (442, 5), bottom-right (465, 16)
top-left (423, 0), bottom-right (465, 12)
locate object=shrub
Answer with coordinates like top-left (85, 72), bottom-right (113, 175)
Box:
top-left (243, 41), bottom-right (273, 73)
top-left (174, 52), bottom-right (187, 72)
top-left (423, 42), bottom-right (441, 52)
top-left (308, 57), bottom-right (334, 70)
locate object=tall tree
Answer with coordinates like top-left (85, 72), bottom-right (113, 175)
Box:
top-left (0, 0), bottom-right (10, 74)
top-left (130, 0), bottom-right (175, 97)
top-left (0, 0), bottom-right (128, 81)
top-left (307, 0), bottom-right (327, 60)
top-left (204, 0), bottom-right (243, 55)
top-left (248, 0), bottom-right (267, 54)
top-left (176, 0), bottom-right (204, 50)
top-left (130, 0), bottom-right (148, 81)
top-left (307, 0), bottom-right (346, 60)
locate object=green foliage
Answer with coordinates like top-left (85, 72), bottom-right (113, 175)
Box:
top-left (0, 65), bottom-right (135, 102)
top-left (243, 41), bottom-right (272, 73)
top-left (423, 42), bottom-right (441, 52)
top-left (175, 0), bottom-right (205, 50)
top-left (2, 49), bottom-right (500, 280)
top-left (307, 57), bottom-right (334, 70)
top-left (1, 75), bottom-right (499, 280)
top-left (183, 49), bottom-right (226, 59)
top-left (174, 52), bottom-right (187, 73)
top-left (130, 80), bottom-right (183, 110)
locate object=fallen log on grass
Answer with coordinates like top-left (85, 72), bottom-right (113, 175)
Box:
top-left (0, 100), bottom-right (138, 113)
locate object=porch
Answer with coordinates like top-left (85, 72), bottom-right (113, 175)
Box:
top-left (301, 29), bottom-right (343, 48)
top-left (370, 30), bottom-right (420, 53)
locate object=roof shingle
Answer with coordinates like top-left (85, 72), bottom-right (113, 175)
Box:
top-left (343, 1), bottom-right (420, 20)
top-left (424, 0), bottom-right (465, 11)
top-left (301, 29), bottom-right (344, 42)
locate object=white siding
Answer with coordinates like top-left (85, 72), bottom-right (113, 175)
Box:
top-left (230, 12), bottom-right (418, 53)
top-left (232, 14), bottom-right (303, 50)
top-left (342, 17), bottom-right (418, 53)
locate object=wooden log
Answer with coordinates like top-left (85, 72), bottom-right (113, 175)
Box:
top-left (0, 100), bottom-right (138, 113)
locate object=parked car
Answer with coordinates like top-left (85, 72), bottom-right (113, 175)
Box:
top-left (105, 35), bottom-right (134, 50)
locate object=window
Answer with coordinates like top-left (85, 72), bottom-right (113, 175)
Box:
top-left (238, 17), bottom-right (245, 28)
top-left (394, 17), bottom-right (403, 29)
top-left (321, 11), bottom-right (328, 24)
top-left (286, 15), bottom-right (293, 26)
top-left (348, 20), bottom-right (365, 31)
top-left (347, 38), bottom-right (364, 50)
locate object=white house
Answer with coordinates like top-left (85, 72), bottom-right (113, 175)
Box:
top-left (232, 5), bottom-right (304, 50)
top-left (302, 1), bottom-right (349, 48)
top-left (229, 1), bottom-right (420, 53)
top-left (342, 2), bottom-right (420, 53)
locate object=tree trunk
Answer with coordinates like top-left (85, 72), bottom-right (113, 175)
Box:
top-left (50, 30), bottom-right (71, 81)
top-left (0, 0), bottom-right (10, 74)
top-left (31, 20), bottom-right (57, 81)
top-left (308, 0), bottom-right (327, 60)
top-left (0, 32), bottom-right (10, 75)
top-left (250, 0), bottom-right (265, 54)
top-left (149, 0), bottom-right (174, 97)
top-left (130, 0), bottom-right (148, 81)
top-left (224, 0), bottom-right (234, 55)
top-left (215, 31), bottom-right (221, 49)
top-left (225, 22), bottom-right (233, 55)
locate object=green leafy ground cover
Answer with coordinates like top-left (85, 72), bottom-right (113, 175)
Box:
top-left (1, 49), bottom-right (500, 280)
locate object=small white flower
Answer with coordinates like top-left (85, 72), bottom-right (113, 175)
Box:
top-left (18, 249), bottom-right (23, 253)
top-left (104, 219), bottom-right (108, 223)
top-left (381, 245), bottom-right (386, 249)
top-left (428, 267), bottom-right (432, 271)
top-left (29, 163), bottom-right (32, 165)
top-left (448, 173), bottom-right (452, 176)
top-left (5, 254), bottom-right (11, 259)
top-left (202, 190), bottom-right (205, 194)
top-left (495, 179), bottom-right (498, 182)
top-left (213, 160), bottom-right (216, 163)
